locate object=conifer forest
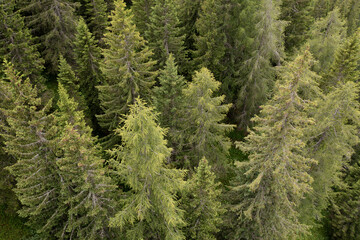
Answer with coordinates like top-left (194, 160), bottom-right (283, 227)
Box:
top-left (1, 0), bottom-right (360, 239)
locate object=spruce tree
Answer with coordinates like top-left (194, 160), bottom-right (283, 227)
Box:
top-left (21, 0), bottom-right (78, 71)
top-left (281, 0), bottom-right (313, 53)
top-left (182, 68), bottom-right (234, 171)
top-left (74, 18), bottom-right (102, 130)
top-left (57, 55), bottom-right (91, 126)
top-left (84, 0), bottom-right (108, 41)
top-left (152, 54), bottom-right (187, 160)
top-left (0, 61), bottom-right (66, 238)
top-left (0, 0), bottom-right (44, 83)
top-left (237, 0), bottom-right (285, 128)
top-left (306, 8), bottom-right (346, 74)
top-left (97, 0), bottom-right (156, 148)
top-left (146, 0), bottom-right (187, 71)
top-left (182, 157), bottom-right (224, 240)
top-left (131, 0), bottom-right (154, 37)
top-left (108, 98), bottom-right (186, 240)
top-left (322, 29), bottom-right (360, 90)
top-left (54, 83), bottom-right (117, 239)
top-left (233, 49), bottom-right (319, 239)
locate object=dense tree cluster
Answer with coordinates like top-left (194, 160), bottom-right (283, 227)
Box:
top-left (0, 0), bottom-right (360, 239)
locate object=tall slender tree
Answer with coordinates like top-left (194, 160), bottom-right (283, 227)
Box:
top-left (97, 0), bottom-right (156, 148)
top-left (146, 0), bottom-right (187, 71)
top-left (108, 98), bottom-right (186, 240)
top-left (0, 61), bottom-right (66, 238)
top-left (0, 0), bottom-right (44, 83)
top-left (54, 83), bottom-right (118, 239)
top-left (74, 18), bottom-right (103, 130)
top-left (21, 0), bottom-right (78, 71)
top-left (232, 49), bottom-right (320, 239)
top-left (131, 0), bottom-right (154, 37)
top-left (182, 68), bottom-right (234, 171)
top-left (182, 157), bottom-right (224, 240)
top-left (84, 0), bottom-right (108, 41)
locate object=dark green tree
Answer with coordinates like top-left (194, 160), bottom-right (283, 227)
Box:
top-left (146, 0), bottom-right (187, 71)
top-left (21, 0), bottom-right (78, 71)
top-left (306, 8), bottom-right (346, 74)
top-left (54, 83), bottom-right (118, 239)
top-left (108, 98), bottom-right (186, 240)
top-left (182, 157), bottom-right (224, 240)
top-left (0, 61), bottom-right (66, 238)
top-left (0, 0), bottom-right (44, 83)
top-left (97, 0), bottom-right (156, 148)
top-left (281, 0), bottom-right (313, 53)
top-left (131, 0), bottom-right (154, 37)
top-left (182, 68), bottom-right (234, 171)
top-left (84, 0), bottom-right (108, 41)
top-left (74, 18), bottom-right (103, 130)
top-left (152, 54), bottom-right (187, 161)
top-left (233, 49), bottom-right (320, 239)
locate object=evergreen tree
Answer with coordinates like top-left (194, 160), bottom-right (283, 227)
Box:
top-left (146, 0), bottom-right (187, 71)
top-left (54, 83), bottom-right (117, 239)
top-left (0, 0), bottom-right (44, 83)
top-left (306, 8), bottom-right (346, 74)
top-left (84, 0), bottom-right (108, 41)
top-left (97, 0), bottom-right (156, 148)
top-left (0, 61), bottom-right (66, 238)
top-left (57, 55), bottom-right (91, 126)
top-left (281, 0), bottom-right (313, 53)
top-left (108, 98), bottom-right (186, 240)
top-left (21, 0), bottom-right (78, 71)
top-left (233, 49), bottom-right (319, 239)
top-left (322, 29), bottom-right (360, 90)
top-left (182, 157), bottom-right (224, 240)
top-left (152, 54), bottom-right (187, 161)
top-left (300, 80), bottom-right (360, 229)
top-left (131, 0), bottom-right (154, 37)
top-left (74, 18), bottom-right (102, 130)
top-left (182, 68), bottom-right (234, 171)
top-left (237, 0), bottom-right (285, 128)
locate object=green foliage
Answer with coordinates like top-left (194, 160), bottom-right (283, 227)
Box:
top-left (0, 61), bottom-right (66, 238)
top-left (108, 98), bottom-right (186, 240)
top-left (84, 0), bottom-right (108, 41)
top-left (97, 0), bottom-right (156, 148)
top-left (0, 0), bottom-right (44, 84)
top-left (306, 8), bottom-right (346, 74)
top-left (131, 0), bottom-right (154, 37)
top-left (182, 68), bottom-right (234, 171)
top-left (322, 30), bottom-right (360, 90)
top-left (146, 0), bottom-right (187, 71)
top-left (182, 157), bottom-right (224, 240)
top-left (281, 0), bottom-right (313, 53)
top-left (54, 83), bottom-right (117, 239)
top-left (233, 49), bottom-right (320, 239)
top-left (21, 0), bottom-right (78, 72)
top-left (74, 18), bottom-right (102, 129)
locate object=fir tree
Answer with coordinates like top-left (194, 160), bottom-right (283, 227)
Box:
top-left (84, 0), bottom-right (108, 41)
top-left (233, 49), bottom-right (319, 239)
top-left (146, 0), bottom-right (187, 71)
top-left (57, 55), bottom-right (91, 126)
top-left (108, 98), bottom-right (186, 240)
top-left (21, 0), bottom-right (78, 71)
top-left (306, 8), bottom-right (346, 74)
top-left (182, 157), bottom-right (224, 240)
top-left (54, 83), bottom-right (117, 239)
top-left (322, 29), bottom-right (360, 90)
top-left (97, 0), bottom-right (156, 148)
top-left (237, 0), bottom-right (285, 128)
top-left (0, 0), bottom-right (44, 83)
top-left (152, 54), bottom-right (187, 161)
top-left (182, 68), bottom-right (234, 171)
top-left (74, 18), bottom-right (103, 130)
top-left (0, 61), bottom-right (66, 238)
top-left (281, 0), bottom-right (313, 53)
top-left (131, 0), bottom-right (154, 37)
